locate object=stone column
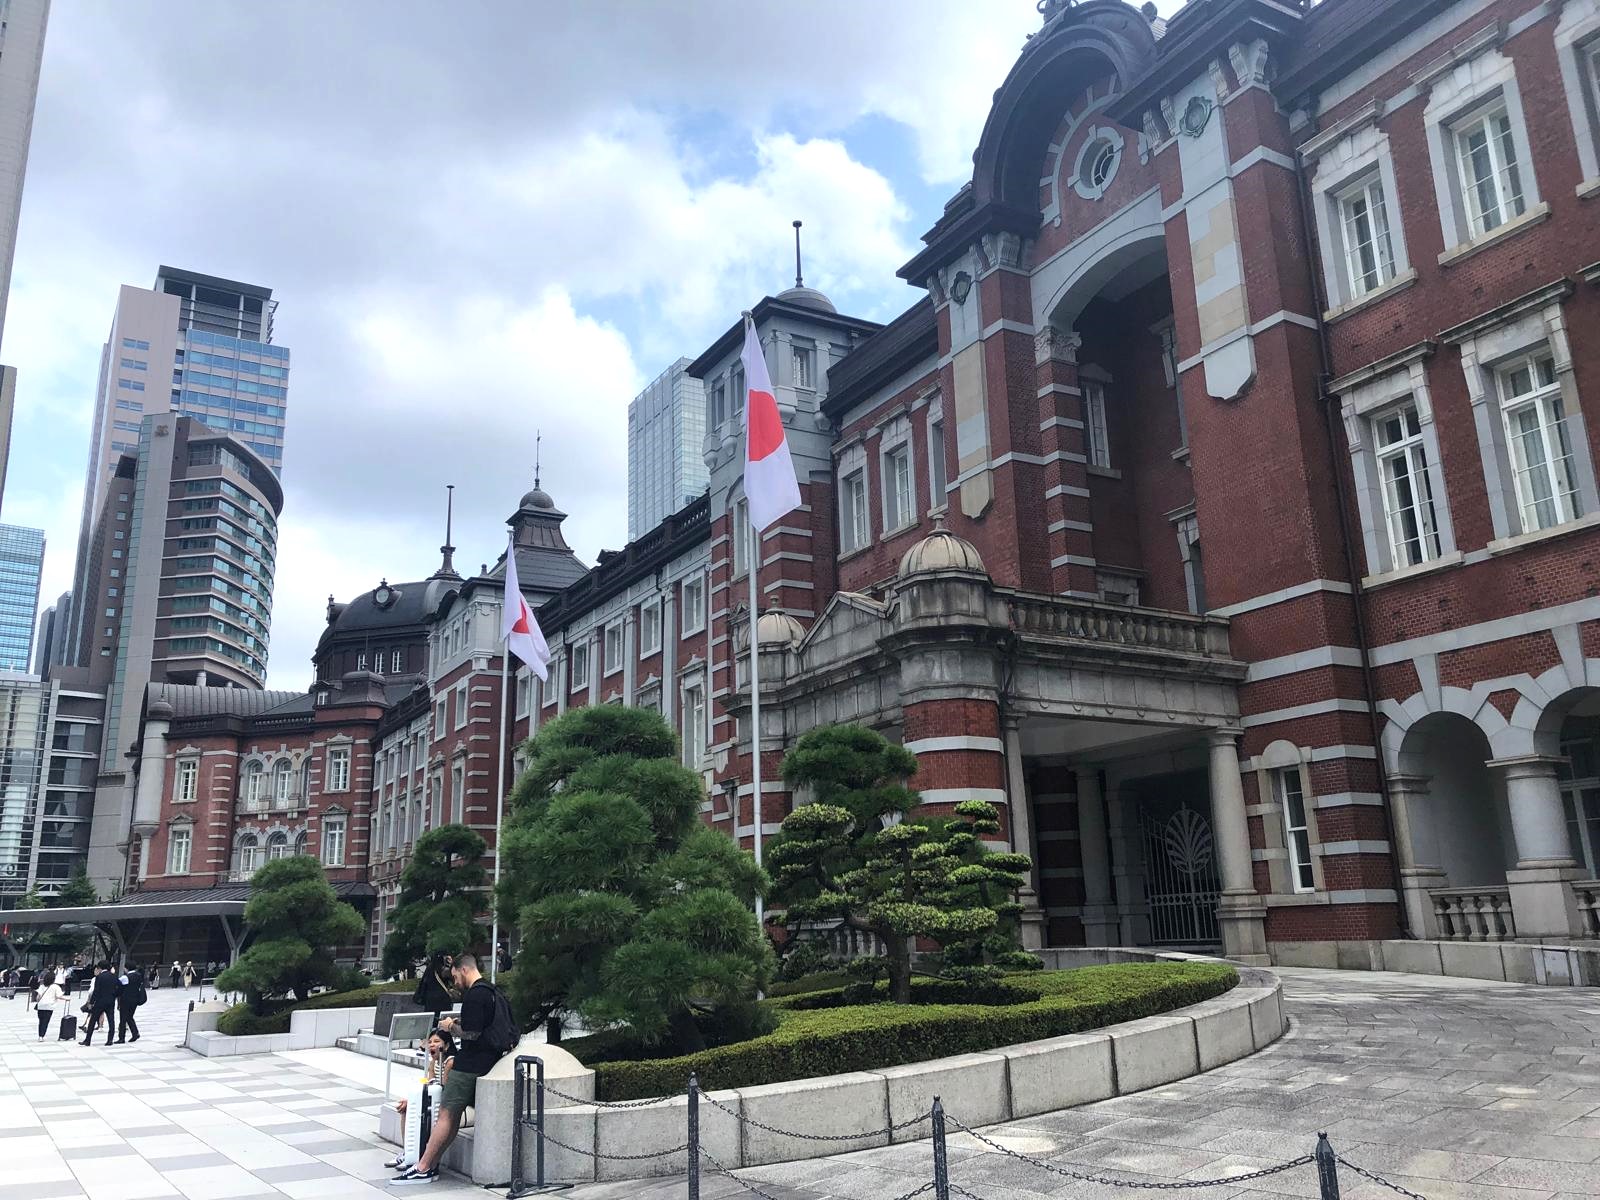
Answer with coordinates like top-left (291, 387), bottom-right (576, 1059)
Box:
top-left (1491, 755), bottom-right (1583, 938)
top-left (131, 707), bottom-right (171, 882)
top-left (1074, 765), bottom-right (1120, 946)
top-left (661, 589), bottom-right (677, 727)
top-left (1105, 777), bottom-right (1150, 946)
top-left (1208, 731), bottom-right (1269, 963)
top-left (1386, 773), bottom-right (1446, 938)
top-left (1002, 718), bottom-right (1045, 949)
top-left (622, 611), bottom-right (637, 706)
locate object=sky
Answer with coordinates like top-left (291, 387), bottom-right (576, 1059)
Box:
top-left (0, 0), bottom-right (1186, 691)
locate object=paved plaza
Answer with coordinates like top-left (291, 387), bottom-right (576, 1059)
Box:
top-left (3, 969), bottom-right (1600, 1200)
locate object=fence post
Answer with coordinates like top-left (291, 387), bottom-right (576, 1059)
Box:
top-left (687, 1072), bottom-right (700, 1200)
top-left (534, 1056), bottom-right (547, 1192)
top-left (932, 1097), bottom-right (949, 1200)
top-left (508, 1056), bottom-right (528, 1199)
top-left (1314, 1133), bottom-right (1340, 1200)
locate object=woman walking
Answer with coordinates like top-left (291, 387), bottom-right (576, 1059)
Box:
top-left (35, 970), bottom-right (62, 1040)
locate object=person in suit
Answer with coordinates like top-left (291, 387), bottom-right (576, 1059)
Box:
top-left (80, 962), bottom-right (119, 1047)
top-left (115, 965), bottom-right (146, 1044)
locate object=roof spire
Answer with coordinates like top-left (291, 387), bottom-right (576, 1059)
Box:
top-left (534, 429), bottom-right (542, 490)
top-left (432, 483), bottom-right (461, 580)
top-left (792, 219), bottom-right (804, 288)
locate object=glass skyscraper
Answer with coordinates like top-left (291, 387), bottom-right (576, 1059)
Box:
top-left (0, 524), bottom-right (42, 671)
top-left (628, 358), bottom-right (708, 539)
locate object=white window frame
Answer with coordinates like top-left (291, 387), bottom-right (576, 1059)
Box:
top-left (321, 815), bottom-right (346, 867)
top-left (681, 676), bottom-right (707, 768)
top-left (731, 497), bottom-right (750, 579)
top-left (1445, 286), bottom-right (1597, 545)
top-left (878, 416), bottom-right (915, 537)
top-left (1497, 350), bottom-right (1581, 533)
top-left (1335, 347), bottom-right (1459, 581)
top-left (454, 681), bottom-right (470, 730)
top-left (1451, 100), bottom-right (1527, 239)
top-left (175, 757), bottom-right (198, 803)
top-left (1373, 402), bottom-right (1444, 570)
top-left (639, 599), bottom-right (662, 657)
top-left (434, 698), bottom-right (447, 737)
top-left (926, 401), bottom-right (948, 513)
top-left (1275, 768), bottom-right (1316, 894)
top-left (236, 834), bottom-right (261, 878)
top-left (168, 825), bottom-right (192, 875)
top-left (1554, 2), bottom-right (1600, 191)
top-left (1305, 108), bottom-right (1415, 315)
top-left (837, 441), bottom-right (869, 554)
top-left (515, 668), bottom-right (532, 718)
top-left (1173, 512), bottom-right (1205, 615)
top-left (1071, 126), bottom-right (1123, 200)
top-left (1082, 378), bottom-right (1111, 469)
top-left (1335, 172), bottom-right (1398, 300)
top-left (791, 340), bottom-right (815, 391)
top-left (451, 761), bottom-right (466, 824)
top-left (603, 622), bottom-right (624, 676)
top-left (242, 760), bottom-right (266, 810)
top-left (327, 747), bottom-right (350, 792)
top-left (569, 641), bottom-right (591, 689)
top-left (680, 576), bottom-right (706, 637)
top-left (1419, 42), bottom-right (1542, 258)
top-left (266, 831), bottom-right (291, 861)
top-left (272, 758), bottom-right (295, 808)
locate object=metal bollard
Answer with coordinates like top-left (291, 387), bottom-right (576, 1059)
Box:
top-left (687, 1072), bottom-right (700, 1200)
top-left (1314, 1133), bottom-right (1340, 1200)
top-left (506, 1055), bottom-right (573, 1196)
top-left (931, 1097), bottom-right (950, 1200)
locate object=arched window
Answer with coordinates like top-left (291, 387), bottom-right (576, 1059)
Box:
top-left (272, 759), bottom-right (294, 807)
top-left (237, 833), bottom-right (261, 878)
top-left (266, 831), bottom-right (290, 860)
top-left (243, 761), bottom-right (265, 809)
top-left (293, 831), bottom-right (307, 856)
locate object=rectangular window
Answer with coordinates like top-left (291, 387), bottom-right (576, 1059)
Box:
top-left (570, 642), bottom-right (590, 689)
top-left (841, 469), bottom-right (869, 552)
top-left (681, 576), bottom-right (706, 636)
top-left (434, 699), bottom-right (447, 738)
top-left (1084, 381), bottom-right (1111, 468)
top-left (732, 498), bottom-right (750, 577)
top-left (928, 416), bottom-right (947, 506)
top-left (168, 827), bottom-right (191, 875)
top-left (1453, 103), bottom-right (1526, 238)
top-left (682, 681), bottom-right (706, 767)
top-left (391, 649), bottom-right (402, 673)
top-left (451, 762), bottom-right (466, 824)
top-left (883, 444), bottom-right (912, 532)
top-left (792, 343), bottom-right (814, 390)
top-left (639, 601), bottom-right (662, 656)
top-left (176, 759), bottom-right (198, 803)
top-left (322, 817), bottom-right (346, 867)
top-left (1498, 351), bottom-right (1580, 532)
top-left (455, 681), bottom-right (470, 729)
top-left (709, 380), bottom-right (727, 428)
top-left (1374, 404), bottom-right (1442, 567)
top-left (1336, 174), bottom-right (1397, 298)
top-left (1276, 768), bottom-right (1315, 893)
top-left (731, 364), bottom-right (746, 420)
top-left (516, 668), bottom-right (533, 718)
top-left (603, 623), bottom-right (624, 675)
top-left (328, 747), bottom-right (350, 792)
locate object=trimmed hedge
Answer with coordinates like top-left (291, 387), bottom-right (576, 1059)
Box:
top-left (216, 979), bottom-right (415, 1036)
top-left (569, 961), bottom-right (1236, 1100)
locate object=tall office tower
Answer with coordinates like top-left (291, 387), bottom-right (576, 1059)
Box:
top-left (0, 524), bottom-right (42, 671)
top-left (627, 358), bottom-right (707, 539)
top-left (83, 415), bottom-right (281, 888)
top-left (67, 267), bottom-right (289, 662)
top-left (0, 363), bottom-right (16, 504)
top-left (0, 0), bottom-right (48, 353)
top-left (32, 588), bottom-right (64, 675)
top-left (0, 671), bottom-right (51, 898)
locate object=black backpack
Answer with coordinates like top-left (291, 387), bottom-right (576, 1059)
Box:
top-left (480, 982), bottom-right (519, 1057)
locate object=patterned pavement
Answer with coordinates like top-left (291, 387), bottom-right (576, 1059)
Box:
top-left (0, 984), bottom-right (478, 1200)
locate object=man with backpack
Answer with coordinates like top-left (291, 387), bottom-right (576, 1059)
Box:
top-left (115, 964), bottom-right (147, 1043)
top-left (392, 952), bottom-right (519, 1185)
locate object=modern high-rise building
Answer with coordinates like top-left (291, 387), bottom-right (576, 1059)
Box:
top-left (66, 267), bottom-right (289, 664)
top-left (32, 588), bottom-right (65, 675)
top-left (627, 358), bottom-right (707, 539)
top-left (82, 415), bottom-right (282, 888)
top-left (0, 524), bottom-right (42, 671)
top-left (0, 671), bottom-right (51, 897)
top-left (0, 0), bottom-right (49, 355)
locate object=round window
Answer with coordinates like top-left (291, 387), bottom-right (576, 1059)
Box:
top-left (1087, 140), bottom-right (1117, 188)
top-left (1072, 131), bottom-right (1122, 200)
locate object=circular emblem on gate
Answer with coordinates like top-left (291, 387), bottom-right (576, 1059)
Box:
top-left (1163, 806), bottom-right (1215, 877)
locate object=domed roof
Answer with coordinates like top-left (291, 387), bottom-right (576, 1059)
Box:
top-left (756, 610), bottom-right (807, 646)
top-left (775, 285), bottom-right (836, 314)
top-left (520, 487), bottom-right (557, 511)
top-left (899, 522), bottom-right (988, 578)
top-left (320, 577), bottom-right (457, 639)
top-left (147, 699), bottom-right (175, 721)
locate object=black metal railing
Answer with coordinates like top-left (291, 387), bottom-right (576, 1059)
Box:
top-left (504, 1059), bottom-right (1430, 1200)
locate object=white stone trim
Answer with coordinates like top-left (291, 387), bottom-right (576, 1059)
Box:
top-left (917, 787), bottom-right (1007, 806)
top-left (1209, 578), bottom-right (1353, 618)
top-left (1174, 310), bottom-right (1319, 375)
top-left (1313, 791), bottom-right (1385, 809)
top-left (1319, 840), bottom-right (1392, 856)
top-left (1244, 646), bottom-right (1365, 683)
top-left (904, 736), bottom-right (1004, 755)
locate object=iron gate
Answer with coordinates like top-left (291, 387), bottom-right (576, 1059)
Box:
top-left (1139, 801), bottom-right (1221, 944)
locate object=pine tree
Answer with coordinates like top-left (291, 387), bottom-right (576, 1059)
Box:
top-left (381, 824), bottom-right (487, 977)
top-left (215, 856), bottom-right (365, 1011)
top-left (498, 706), bottom-right (771, 1052)
top-left (49, 869), bottom-right (98, 908)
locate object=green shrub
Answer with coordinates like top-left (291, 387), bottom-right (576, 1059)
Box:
top-left (570, 961), bottom-right (1236, 1099)
top-left (764, 970), bottom-right (854, 998)
top-left (215, 978), bottom-right (414, 1036)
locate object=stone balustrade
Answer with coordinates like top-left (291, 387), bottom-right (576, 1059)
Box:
top-left (1006, 593), bottom-right (1231, 657)
top-left (1430, 886), bottom-right (1517, 942)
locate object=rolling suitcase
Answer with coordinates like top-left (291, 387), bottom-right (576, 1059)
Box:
top-left (58, 1014), bottom-right (77, 1040)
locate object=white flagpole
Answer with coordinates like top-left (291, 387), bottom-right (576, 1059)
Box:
top-left (489, 639), bottom-right (510, 982)
top-left (748, 518), bottom-right (763, 925)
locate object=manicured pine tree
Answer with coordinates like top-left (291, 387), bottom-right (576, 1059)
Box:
top-left (381, 824), bottom-right (488, 978)
top-left (216, 856), bottom-right (366, 1012)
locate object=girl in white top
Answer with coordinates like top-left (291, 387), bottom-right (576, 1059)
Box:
top-left (35, 972), bottom-right (63, 1040)
top-left (385, 1028), bottom-right (456, 1172)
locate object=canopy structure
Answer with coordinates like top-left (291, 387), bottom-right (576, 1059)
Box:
top-left (0, 881), bottom-right (375, 968)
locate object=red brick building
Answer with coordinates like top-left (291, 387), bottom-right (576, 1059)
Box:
top-left (122, 0), bottom-right (1600, 967)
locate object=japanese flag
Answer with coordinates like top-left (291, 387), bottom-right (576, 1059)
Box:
top-left (501, 536), bottom-right (550, 680)
top-left (741, 314), bottom-right (801, 531)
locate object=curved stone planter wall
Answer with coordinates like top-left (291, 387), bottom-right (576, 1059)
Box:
top-left (468, 953), bottom-right (1287, 1186)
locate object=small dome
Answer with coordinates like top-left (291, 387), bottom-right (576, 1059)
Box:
top-left (899, 524), bottom-right (987, 578)
top-left (756, 611), bottom-right (806, 646)
top-left (521, 487), bottom-right (556, 511)
top-left (147, 699), bottom-right (175, 721)
top-left (776, 286), bottom-right (836, 314)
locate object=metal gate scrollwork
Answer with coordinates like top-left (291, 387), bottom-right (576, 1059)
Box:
top-left (1141, 802), bottom-right (1221, 945)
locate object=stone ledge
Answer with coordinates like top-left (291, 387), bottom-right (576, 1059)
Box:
top-left (1270, 938), bottom-right (1600, 986)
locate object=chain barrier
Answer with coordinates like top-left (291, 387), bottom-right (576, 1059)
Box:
top-left (946, 1116), bottom-right (1315, 1191)
top-left (700, 1088), bottom-right (932, 1142)
top-left (540, 1126), bottom-right (691, 1163)
top-left (695, 1146), bottom-right (790, 1200)
top-left (1336, 1155), bottom-right (1431, 1200)
top-left (539, 1079), bottom-right (680, 1109)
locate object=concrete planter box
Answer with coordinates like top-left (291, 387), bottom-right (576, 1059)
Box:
top-left (1109, 1013), bottom-right (1198, 1093)
top-left (1268, 938), bottom-right (1600, 986)
top-left (1004, 1031), bottom-right (1116, 1118)
top-left (188, 1029), bottom-right (293, 1057)
top-left (288, 1005), bottom-right (377, 1050)
top-left (1188, 990), bottom-right (1263, 1070)
top-left (739, 1070), bottom-right (891, 1165)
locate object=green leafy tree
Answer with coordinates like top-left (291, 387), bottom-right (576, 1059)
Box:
top-left (49, 869), bottom-right (99, 908)
top-left (215, 856), bottom-right (365, 1012)
top-left (767, 725), bottom-right (1035, 1003)
top-left (17, 887), bottom-right (45, 910)
top-left (499, 705), bottom-right (772, 1053)
top-left (381, 824), bottom-right (488, 977)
